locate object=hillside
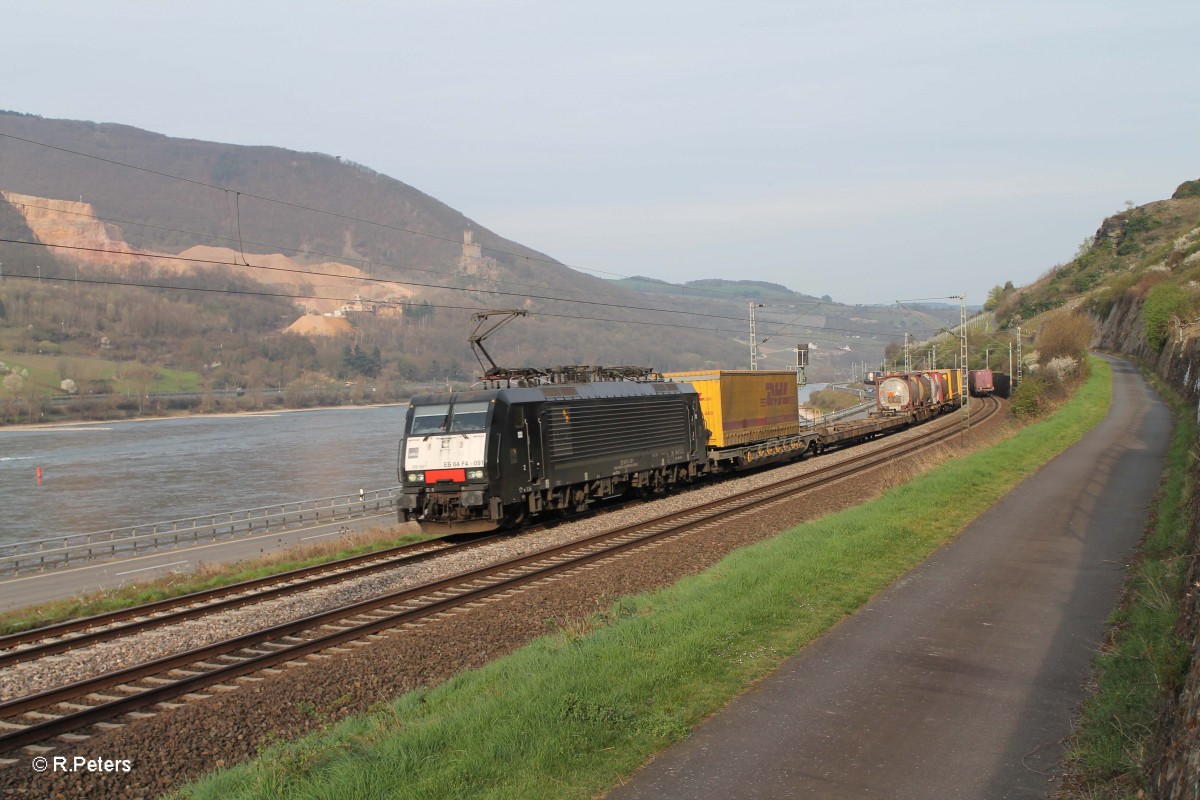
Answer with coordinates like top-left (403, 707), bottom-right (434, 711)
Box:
top-left (0, 111), bottom-right (964, 422)
top-left (990, 182), bottom-right (1200, 354)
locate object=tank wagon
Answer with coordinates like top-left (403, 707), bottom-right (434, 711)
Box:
top-left (876, 369), bottom-right (964, 418)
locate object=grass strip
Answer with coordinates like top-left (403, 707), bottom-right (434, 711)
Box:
top-left (179, 360), bottom-right (1113, 800)
top-left (1060, 369), bottom-right (1195, 795)
top-left (0, 527), bottom-right (430, 636)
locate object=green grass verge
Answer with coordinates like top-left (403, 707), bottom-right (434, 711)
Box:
top-left (0, 529), bottom-right (432, 636)
top-left (177, 361), bottom-right (1113, 800)
top-left (1060, 369), bottom-right (1195, 795)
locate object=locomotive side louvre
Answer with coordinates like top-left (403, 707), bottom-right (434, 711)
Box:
top-left (541, 394), bottom-right (696, 474)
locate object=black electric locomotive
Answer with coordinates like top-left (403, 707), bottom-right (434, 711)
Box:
top-left (398, 380), bottom-right (706, 531)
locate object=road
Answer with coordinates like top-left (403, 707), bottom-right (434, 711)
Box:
top-left (0, 511), bottom-right (408, 612)
top-left (609, 356), bottom-right (1171, 799)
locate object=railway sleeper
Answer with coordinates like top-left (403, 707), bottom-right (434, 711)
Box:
top-left (21, 712), bottom-right (62, 721)
top-left (140, 677), bottom-right (175, 686)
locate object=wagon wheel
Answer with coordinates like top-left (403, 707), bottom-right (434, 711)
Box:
top-left (501, 507), bottom-right (528, 530)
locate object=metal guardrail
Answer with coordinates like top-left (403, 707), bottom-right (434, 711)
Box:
top-left (826, 401), bottom-right (877, 422)
top-left (0, 487), bottom-right (402, 576)
top-left (801, 400), bottom-right (877, 428)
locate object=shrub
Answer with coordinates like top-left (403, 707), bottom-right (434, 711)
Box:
top-left (1037, 314), bottom-right (1094, 364)
top-left (1043, 356), bottom-right (1078, 383)
top-left (1171, 179), bottom-right (1200, 199)
top-left (1072, 272), bottom-right (1099, 293)
top-left (1142, 284), bottom-right (1192, 350)
top-left (1010, 373), bottom-right (1053, 418)
top-left (1124, 211), bottom-right (1158, 237)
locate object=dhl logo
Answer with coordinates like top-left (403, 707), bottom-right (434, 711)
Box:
top-left (758, 382), bottom-right (793, 407)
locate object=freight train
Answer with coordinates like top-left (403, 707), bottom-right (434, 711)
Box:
top-left (398, 368), bottom-right (966, 532)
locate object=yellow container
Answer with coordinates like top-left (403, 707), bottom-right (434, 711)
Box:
top-left (665, 370), bottom-right (800, 448)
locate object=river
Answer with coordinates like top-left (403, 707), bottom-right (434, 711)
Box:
top-left (0, 385), bottom-right (839, 547)
top-left (0, 406), bottom-right (406, 546)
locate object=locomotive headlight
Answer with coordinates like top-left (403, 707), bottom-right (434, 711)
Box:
top-left (406, 473), bottom-right (422, 483)
top-left (467, 469), bottom-right (484, 479)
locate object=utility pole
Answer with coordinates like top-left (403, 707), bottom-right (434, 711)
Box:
top-left (958, 292), bottom-right (969, 433)
top-left (958, 292), bottom-right (967, 407)
top-left (749, 302), bottom-right (764, 370)
top-left (1015, 326), bottom-right (1023, 389)
top-left (903, 332), bottom-right (911, 372)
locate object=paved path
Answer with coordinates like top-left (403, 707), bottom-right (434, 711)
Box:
top-left (609, 357), bottom-right (1171, 800)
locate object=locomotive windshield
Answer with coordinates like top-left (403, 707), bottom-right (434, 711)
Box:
top-left (409, 401), bottom-right (490, 435)
top-left (410, 404), bottom-right (451, 435)
top-left (447, 402), bottom-right (489, 432)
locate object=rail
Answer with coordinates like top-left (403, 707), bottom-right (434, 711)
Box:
top-left (0, 487), bottom-right (402, 576)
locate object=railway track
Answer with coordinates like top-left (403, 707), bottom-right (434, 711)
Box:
top-left (0, 533), bottom-right (510, 668)
top-left (0, 398), bottom-right (999, 757)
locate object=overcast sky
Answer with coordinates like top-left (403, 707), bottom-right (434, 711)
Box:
top-left (4, 0), bottom-right (1197, 305)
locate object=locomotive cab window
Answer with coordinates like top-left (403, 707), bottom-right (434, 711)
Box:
top-left (409, 402), bottom-right (490, 435)
top-left (448, 402), bottom-right (490, 432)
top-left (410, 404), bottom-right (451, 435)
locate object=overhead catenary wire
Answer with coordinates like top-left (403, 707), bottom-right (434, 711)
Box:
top-left (0, 237), bottom-right (762, 325)
top-left (0, 129), bottom-right (958, 318)
top-left (0, 130), bottom-right (965, 348)
top-left (0, 236), bottom-right (939, 340)
top-left (0, 130), bottom-right (790, 304)
top-left (2, 197), bottom-right (724, 312)
top-left (0, 269), bottom-right (880, 345)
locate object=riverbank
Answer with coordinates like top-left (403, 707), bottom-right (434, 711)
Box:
top-left (0, 399), bottom-right (409, 433)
